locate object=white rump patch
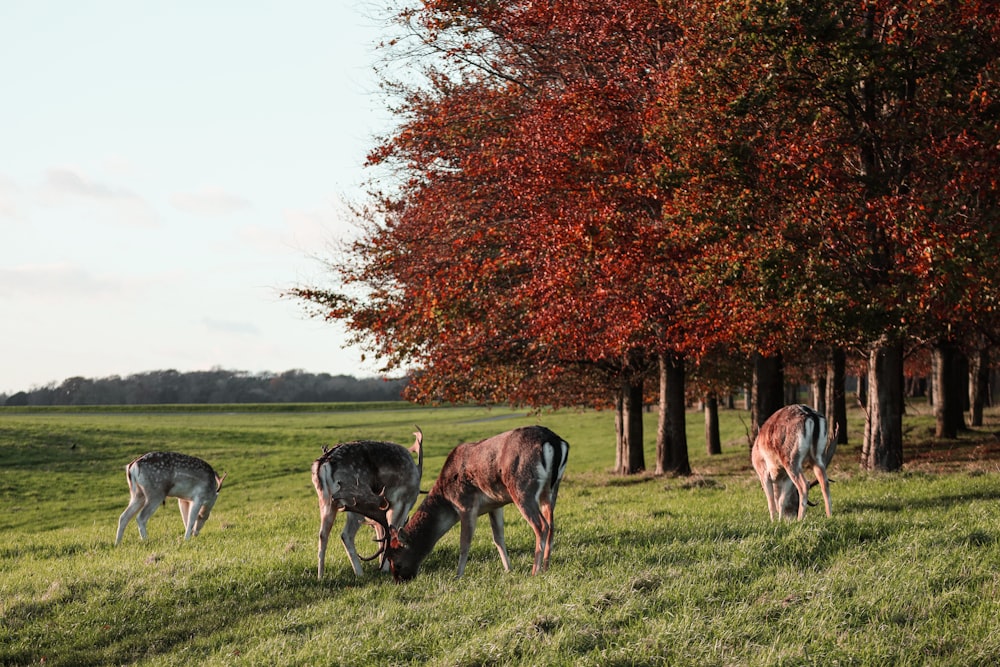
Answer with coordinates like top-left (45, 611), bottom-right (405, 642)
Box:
top-left (539, 442), bottom-right (555, 479)
top-left (555, 441), bottom-right (568, 481)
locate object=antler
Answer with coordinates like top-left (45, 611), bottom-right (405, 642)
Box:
top-left (357, 533), bottom-right (390, 562)
top-left (335, 487), bottom-right (390, 529)
top-left (336, 488), bottom-right (392, 562)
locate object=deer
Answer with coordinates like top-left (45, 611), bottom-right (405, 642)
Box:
top-left (352, 425), bottom-right (569, 582)
top-left (311, 428), bottom-right (423, 579)
top-left (115, 451), bottom-right (227, 545)
top-left (751, 404), bottom-right (836, 521)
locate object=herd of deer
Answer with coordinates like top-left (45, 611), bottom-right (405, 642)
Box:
top-left (113, 405), bottom-right (835, 580)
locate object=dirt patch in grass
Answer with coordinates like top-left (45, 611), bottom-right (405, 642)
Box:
top-left (904, 430), bottom-right (1000, 475)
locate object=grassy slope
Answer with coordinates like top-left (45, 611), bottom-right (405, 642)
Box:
top-left (2, 403), bottom-right (999, 666)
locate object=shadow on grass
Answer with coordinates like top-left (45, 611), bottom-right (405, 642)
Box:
top-left (838, 486), bottom-right (1000, 514)
top-left (0, 557), bottom-right (394, 667)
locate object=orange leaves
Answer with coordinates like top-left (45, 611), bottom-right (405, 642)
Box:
top-left (290, 0), bottom-right (1000, 404)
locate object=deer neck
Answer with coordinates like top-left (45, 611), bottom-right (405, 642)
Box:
top-left (395, 492), bottom-right (459, 569)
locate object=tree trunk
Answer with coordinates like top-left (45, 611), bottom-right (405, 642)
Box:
top-left (655, 352), bottom-right (691, 475)
top-left (825, 347), bottom-right (848, 445)
top-left (704, 394), bottom-right (721, 455)
top-left (969, 346), bottom-right (991, 427)
top-left (751, 352), bottom-right (784, 442)
top-left (862, 337), bottom-right (904, 471)
top-left (932, 338), bottom-right (967, 438)
top-left (615, 377), bottom-right (645, 474)
top-left (614, 391), bottom-right (624, 473)
top-left (812, 368), bottom-right (827, 416)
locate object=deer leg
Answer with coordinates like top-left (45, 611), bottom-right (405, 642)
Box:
top-left (813, 464), bottom-right (833, 517)
top-left (760, 474), bottom-right (779, 521)
top-left (514, 500), bottom-right (549, 575)
top-left (177, 498), bottom-right (192, 533)
top-left (539, 498), bottom-right (556, 571)
top-left (115, 490), bottom-right (147, 545)
top-left (135, 493), bottom-right (164, 540)
top-left (184, 497), bottom-right (212, 539)
top-left (789, 471), bottom-right (811, 520)
top-left (339, 511), bottom-right (365, 577)
top-left (456, 512), bottom-right (478, 578)
top-left (487, 508), bottom-right (512, 572)
top-left (387, 498), bottom-right (414, 535)
top-left (184, 498), bottom-right (207, 538)
top-left (317, 501), bottom-right (339, 580)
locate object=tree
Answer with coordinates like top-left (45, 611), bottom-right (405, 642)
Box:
top-left (655, 352), bottom-right (690, 475)
top-left (825, 347), bottom-right (849, 446)
top-left (292, 0), bottom-right (999, 477)
top-left (969, 343), bottom-right (992, 427)
top-left (931, 338), bottom-right (968, 438)
top-left (294, 0), bottom-right (684, 473)
top-left (661, 0), bottom-right (1000, 470)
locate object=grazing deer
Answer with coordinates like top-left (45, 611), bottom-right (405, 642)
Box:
top-left (311, 428), bottom-right (423, 579)
top-left (115, 452), bottom-right (227, 545)
top-left (751, 404), bottom-right (835, 520)
top-left (359, 425), bottom-right (569, 582)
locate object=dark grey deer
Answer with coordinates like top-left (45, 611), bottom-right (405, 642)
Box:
top-left (311, 428), bottom-right (423, 579)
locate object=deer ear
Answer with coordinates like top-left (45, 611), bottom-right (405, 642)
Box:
top-left (389, 526), bottom-right (403, 548)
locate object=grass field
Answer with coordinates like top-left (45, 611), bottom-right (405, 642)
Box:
top-left (2, 402), bottom-right (1000, 666)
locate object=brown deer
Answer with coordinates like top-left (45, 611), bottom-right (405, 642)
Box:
top-left (115, 452), bottom-right (227, 544)
top-left (311, 428), bottom-right (423, 579)
top-left (751, 404), bottom-right (835, 520)
top-left (355, 425), bottom-right (569, 582)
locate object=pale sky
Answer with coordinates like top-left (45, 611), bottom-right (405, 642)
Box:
top-left (1, 1), bottom-right (400, 394)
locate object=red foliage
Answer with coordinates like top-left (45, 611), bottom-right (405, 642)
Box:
top-left (291, 0), bottom-right (1000, 406)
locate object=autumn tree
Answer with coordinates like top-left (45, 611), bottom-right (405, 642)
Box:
top-left (293, 0), bottom-right (999, 478)
top-left (292, 0), bottom-right (686, 473)
top-left (740, 1), bottom-right (999, 469)
top-left (649, 1), bottom-right (839, 440)
top-left (653, 0), bottom-right (1000, 470)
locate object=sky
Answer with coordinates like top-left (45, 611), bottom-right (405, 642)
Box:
top-left (1, 1), bottom-right (401, 394)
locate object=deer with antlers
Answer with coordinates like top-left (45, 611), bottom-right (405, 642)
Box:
top-left (345, 425), bottom-right (569, 582)
top-left (751, 404), bottom-right (836, 520)
top-left (311, 428), bottom-right (423, 579)
top-left (115, 451), bottom-right (227, 545)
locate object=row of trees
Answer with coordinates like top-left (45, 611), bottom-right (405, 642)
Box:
top-left (292, 0), bottom-right (1000, 474)
top-left (2, 369), bottom-right (407, 407)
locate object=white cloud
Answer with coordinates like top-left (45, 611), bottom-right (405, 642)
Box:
top-left (44, 167), bottom-right (119, 199)
top-left (170, 187), bottom-right (252, 216)
top-left (0, 262), bottom-right (123, 298)
top-left (38, 167), bottom-right (159, 228)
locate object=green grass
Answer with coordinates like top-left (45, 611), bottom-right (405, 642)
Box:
top-left (2, 403), bottom-right (1000, 666)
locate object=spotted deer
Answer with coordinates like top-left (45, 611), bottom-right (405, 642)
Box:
top-left (115, 452), bottom-right (227, 545)
top-left (311, 428), bottom-right (423, 579)
top-left (751, 404), bottom-right (835, 520)
top-left (355, 425), bottom-right (569, 582)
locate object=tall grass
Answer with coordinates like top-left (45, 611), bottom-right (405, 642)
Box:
top-left (2, 403), bottom-right (1000, 665)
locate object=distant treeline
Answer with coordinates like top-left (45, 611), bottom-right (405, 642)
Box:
top-left (2, 369), bottom-right (408, 406)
